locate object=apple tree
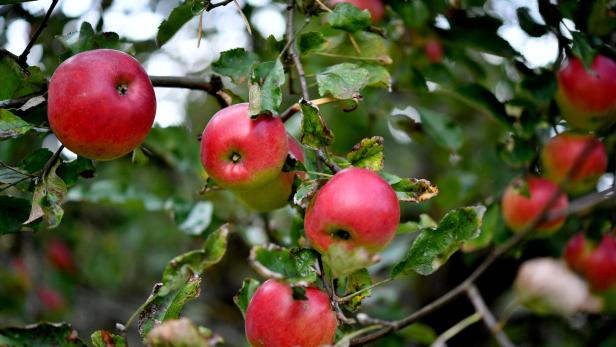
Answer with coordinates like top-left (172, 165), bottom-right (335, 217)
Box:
top-left (0, 0), bottom-right (615, 346)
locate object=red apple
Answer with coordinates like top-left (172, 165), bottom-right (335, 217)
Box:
top-left (556, 54), bottom-right (616, 130)
top-left (330, 0), bottom-right (385, 23)
top-left (424, 38), bottom-right (444, 64)
top-left (584, 234), bottom-right (616, 291)
top-left (48, 49), bottom-right (156, 160)
top-left (245, 279), bottom-right (337, 347)
top-left (200, 103), bottom-right (288, 191)
top-left (564, 233), bottom-right (593, 273)
top-left (48, 239), bottom-right (76, 273)
top-left (304, 167), bottom-right (400, 254)
top-left (501, 177), bottom-right (569, 234)
top-left (37, 287), bottom-right (64, 311)
top-left (541, 133), bottom-right (607, 193)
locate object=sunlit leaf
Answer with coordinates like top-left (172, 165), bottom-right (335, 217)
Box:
top-left (317, 63), bottom-right (370, 99)
top-left (233, 278), bottom-right (260, 318)
top-left (0, 109), bottom-right (33, 139)
top-left (249, 244), bottom-right (318, 285)
top-left (248, 60), bottom-right (285, 116)
top-left (212, 48), bottom-right (260, 84)
top-left (300, 100), bottom-right (334, 149)
top-left (380, 172), bottom-right (438, 203)
top-left (327, 2), bottom-right (371, 32)
top-left (346, 136), bottom-right (384, 171)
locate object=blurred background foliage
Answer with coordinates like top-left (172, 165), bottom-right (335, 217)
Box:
top-left (0, 0), bottom-right (615, 346)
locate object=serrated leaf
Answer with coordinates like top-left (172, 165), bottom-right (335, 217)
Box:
top-left (517, 7), bottom-right (548, 37)
top-left (416, 107), bottom-right (462, 152)
top-left (316, 63), bottom-right (370, 99)
top-left (360, 64), bottom-right (391, 90)
top-left (234, 278), bottom-right (260, 318)
top-left (212, 48), bottom-right (260, 84)
top-left (293, 179), bottom-right (325, 209)
top-left (448, 83), bottom-right (515, 130)
top-left (0, 56), bottom-right (46, 100)
top-left (392, 206), bottom-right (485, 277)
top-left (339, 268), bottom-right (372, 311)
top-left (327, 2), bottom-right (372, 32)
top-left (0, 322), bottom-right (87, 346)
top-left (300, 100), bottom-right (334, 149)
top-left (157, 2), bottom-right (194, 47)
top-left (138, 225), bottom-right (229, 337)
top-left (249, 245), bottom-right (318, 285)
top-left (0, 196), bottom-right (30, 234)
top-left (570, 31), bottom-right (596, 69)
top-left (248, 60), bottom-right (285, 116)
top-left (346, 136), bottom-right (384, 171)
top-left (0, 109), bottom-right (33, 139)
top-left (24, 161), bottom-right (67, 228)
top-left (463, 204), bottom-right (501, 252)
top-left (91, 331), bottom-right (126, 347)
top-left (380, 172), bottom-right (438, 203)
top-left (299, 32), bottom-right (327, 55)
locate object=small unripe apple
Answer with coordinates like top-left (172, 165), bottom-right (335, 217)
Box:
top-left (304, 167), bottom-right (400, 254)
top-left (245, 279), bottom-right (337, 347)
top-left (584, 234), bottom-right (616, 291)
top-left (330, 0), bottom-right (385, 23)
top-left (564, 233), bottom-right (593, 273)
top-left (200, 103), bottom-right (288, 191)
top-left (501, 177), bottom-right (569, 234)
top-left (556, 54), bottom-right (616, 130)
top-left (541, 133), bottom-right (607, 193)
top-left (47, 239), bottom-right (76, 273)
top-left (48, 49), bottom-right (156, 160)
top-left (424, 38), bottom-right (444, 64)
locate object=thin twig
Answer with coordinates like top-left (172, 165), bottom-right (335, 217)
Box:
top-left (0, 161), bottom-right (36, 177)
top-left (316, 149), bottom-right (341, 173)
top-left (18, 0), bottom-right (59, 66)
top-left (280, 97), bottom-right (338, 122)
top-left (466, 284), bottom-right (516, 347)
top-left (149, 75), bottom-right (227, 107)
top-left (337, 278), bottom-right (392, 303)
top-left (431, 313), bottom-right (481, 347)
top-left (286, 0), bottom-right (310, 100)
top-left (205, 0), bottom-right (234, 11)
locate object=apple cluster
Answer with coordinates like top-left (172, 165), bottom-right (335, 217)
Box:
top-left (501, 54), bottom-right (614, 236)
top-left (565, 233), bottom-right (616, 292)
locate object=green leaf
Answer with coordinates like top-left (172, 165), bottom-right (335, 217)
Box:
top-left (570, 31), bottom-right (597, 69)
top-left (380, 172), bottom-right (439, 203)
top-left (327, 2), bottom-right (372, 32)
top-left (339, 268), bottom-right (372, 311)
top-left (400, 323), bottom-right (437, 345)
top-left (300, 100), bottom-right (334, 149)
top-left (145, 319), bottom-right (212, 347)
top-left (0, 196), bottom-right (30, 234)
top-left (397, 214), bottom-right (437, 234)
top-left (463, 204), bottom-right (501, 252)
top-left (0, 165), bottom-right (31, 185)
top-left (0, 56), bottom-right (46, 100)
top-left (138, 224), bottom-right (230, 337)
top-left (57, 157), bottom-right (96, 186)
top-left (316, 63), bottom-right (370, 99)
top-left (448, 83), bottom-right (514, 130)
top-left (298, 32), bottom-right (327, 55)
top-left (324, 243), bottom-right (379, 279)
top-left (360, 64), bottom-right (391, 90)
top-left (437, 15), bottom-right (518, 58)
top-left (0, 109), bottom-right (33, 139)
top-left (24, 161), bottom-right (68, 229)
top-left (497, 136), bottom-right (536, 168)
top-left (346, 136), bottom-right (384, 171)
top-left (249, 245), bottom-right (318, 285)
top-left (91, 331), bottom-right (126, 347)
top-left (401, 0), bottom-right (430, 29)
top-left (169, 200), bottom-right (214, 236)
top-left (212, 48), bottom-right (260, 84)
top-left (392, 206), bottom-right (485, 277)
top-left (248, 60), bottom-right (285, 116)
top-left (19, 148), bottom-right (53, 174)
top-left (516, 7), bottom-right (548, 37)
top-left (0, 322), bottom-right (87, 346)
top-left (157, 2), bottom-right (194, 47)
top-left (233, 278), bottom-right (261, 318)
top-left (417, 107), bottom-right (462, 152)
top-left (293, 179), bottom-right (325, 209)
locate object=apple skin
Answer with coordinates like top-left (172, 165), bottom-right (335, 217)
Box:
top-left (37, 287), bottom-right (64, 311)
top-left (564, 233), bottom-right (593, 273)
top-left (48, 49), bottom-right (156, 160)
top-left (234, 134), bottom-right (305, 212)
top-left (501, 177), bottom-right (569, 234)
top-left (541, 133), bottom-right (607, 193)
top-left (245, 279), bottom-right (337, 347)
top-left (330, 0), bottom-right (385, 22)
top-left (584, 234), bottom-right (616, 291)
top-left (304, 167), bottom-right (400, 254)
top-left (200, 103), bottom-right (288, 191)
top-left (556, 54), bottom-right (616, 130)
top-left (47, 239), bottom-right (76, 273)
top-left (424, 39), bottom-right (444, 64)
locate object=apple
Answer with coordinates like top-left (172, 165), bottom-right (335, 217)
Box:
top-left (234, 134), bottom-right (305, 212)
top-left (584, 234), bottom-right (616, 291)
top-left (501, 177), bottom-right (569, 234)
top-left (47, 239), bottom-right (76, 273)
top-left (541, 133), bottom-right (607, 193)
top-left (48, 49), bottom-right (156, 160)
top-left (424, 38), bottom-right (444, 64)
top-left (200, 103), bottom-right (288, 191)
top-left (330, 0), bottom-right (385, 23)
top-left (245, 279), bottom-right (337, 347)
top-left (304, 167), bottom-right (400, 254)
top-left (564, 233), bottom-right (593, 273)
top-left (37, 287), bottom-right (64, 311)
top-left (555, 54), bottom-right (616, 130)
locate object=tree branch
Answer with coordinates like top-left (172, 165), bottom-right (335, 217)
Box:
top-left (466, 284), bottom-right (516, 347)
top-left (19, 0), bottom-right (59, 67)
top-left (286, 0), bottom-right (310, 101)
top-left (205, 0), bottom-right (234, 11)
top-left (431, 313), bottom-right (481, 347)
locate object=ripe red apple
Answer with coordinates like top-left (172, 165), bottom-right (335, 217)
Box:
top-left (584, 234), bottom-right (616, 291)
top-left (245, 279), bottom-right (337, 347)
top-left (564, 233), bottom-right (593, 273)
top-left (48, 49), bottom-right (156, 160)
top-left (501, 177), bottom-right (569, 234)
top-left (47, 239), bottom-right (76, 273)
top-left (304, 167), bottom-right (400, 254)
top-left (200, 103), bottom-right (288, 191)
top-left (37, 287), bottom-right (64, 311)
top-left (424, 38), bottom-right (444, 64)
top-left (330, 0), bottom-right (385, 23)
top-left (541, 133), bottom-right (607, 193)
top-left (556, 54), bottom-right (616, 130)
